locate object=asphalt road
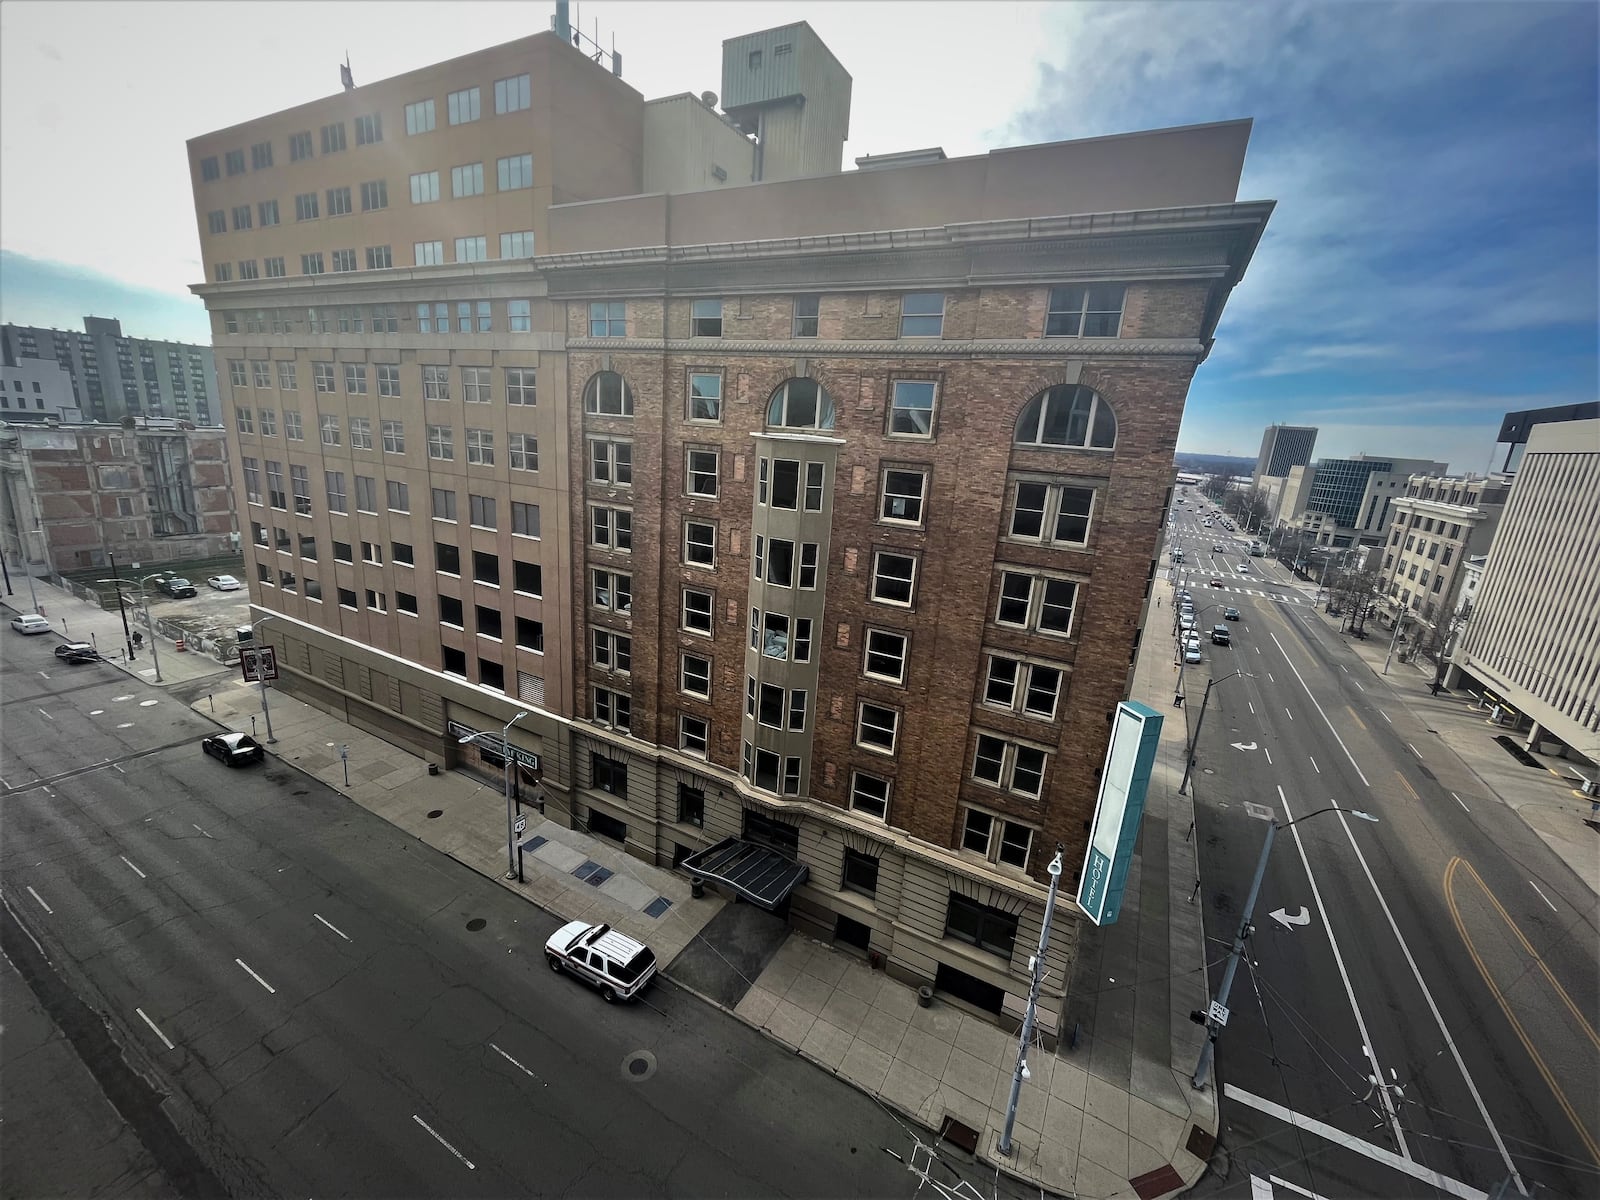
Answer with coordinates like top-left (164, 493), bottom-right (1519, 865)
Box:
top-left (1165, 503), bottom-right (1599, 1199)
top-left (0, 630), bottom-right (1006, 1200)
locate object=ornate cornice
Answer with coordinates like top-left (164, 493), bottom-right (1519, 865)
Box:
top-left (565, 336), bottom-right (1207, 358)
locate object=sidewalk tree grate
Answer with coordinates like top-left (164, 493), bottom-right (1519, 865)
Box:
top-left (573, 860), bottom-right (601, 881)
top-left (643, 897), bottom-right (672, 919)
top-left (1185, 1124), bottom-right (1216, 1161)
top-left (522, 835), bottom-right (548, 852)
top-left (1131, 1164), bottom-right (1186, 1199)
top-left (585, 867), bottom-right (614, 887)
top-left (936, 1115), bottom-right (979, 1155)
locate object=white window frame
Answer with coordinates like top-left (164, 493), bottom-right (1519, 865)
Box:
top-left (451, 163), bottom-right (485, 198)
top-left (850, 772), bottom-right (891, 822)
top-left (899, 292), bottom-right (944, 337)
top-left (1009, 480), bottom-right (1095, 547)
top-left (684, 520), bottom-right (717, 568)
top-left (682, 587), bottom-right (713, 636)
top-left (679, 715), bottom-right (709, 758)
top-left (888, 379), bottom-right (937, 438)
top-left (689, 373), bottom-right (722, 422)
top-left (686, 447), bottom-right (719, 498)
top-left (856, 701), bottom-right (901, 756)
top-left (863, 628), bottom-right (909, 684)
top-left (680, 653), bottom-right (712, 698)
top-left (983, 654), bottom-right (1064, 720)
top-left (880, 468), bottom-right (927, 526)
top-left (589, 505), bottom-right (633, 552)
top-left (870, 550), bottom-right (918, 607)
top-left (447, 86), bottom-right (481, 126)
top-left (405, 98), bottom-right (436, 135)
top-left (994, 569), bottom-right (1078, 637)
top-left (960, 805), bottom-right (1036, 869)
top-left (970, 735), bottom-right (1049, 801)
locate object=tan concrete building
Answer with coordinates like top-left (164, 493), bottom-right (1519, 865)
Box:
top-left (1449, 419), bottom-right (1600, 765)
top-left (187, 25), bottom-right (1271, 1025)
top-left (1377, 473), bottom-right (1509, 631)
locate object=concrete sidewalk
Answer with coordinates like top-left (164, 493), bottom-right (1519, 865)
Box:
top-left (6, 572), bottom-right (1221, 1198)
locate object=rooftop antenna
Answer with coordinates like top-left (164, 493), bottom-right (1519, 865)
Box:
top-left (340, 52), bottom-right (355, 91)
top-left (552, 1), bottom-right (622, 76)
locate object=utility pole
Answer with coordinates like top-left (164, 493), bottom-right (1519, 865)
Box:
top-left (999, 844), bottom-right (1064, 1158)
top-left (108, 552), bottom-right (136, 660)
top-left (1179, 669), bottom-right (1248, 795)
top-left (1383, 611), bottom-right (1409, 675)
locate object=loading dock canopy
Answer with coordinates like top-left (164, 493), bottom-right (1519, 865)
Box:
top-left (682, 838), bottom-right (809, 911)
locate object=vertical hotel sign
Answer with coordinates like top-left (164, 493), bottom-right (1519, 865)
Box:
top-left (1078, 701), bottom-right (1163, 925)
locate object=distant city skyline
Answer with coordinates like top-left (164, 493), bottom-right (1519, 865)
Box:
top-left (2, 0), bottom-right (1594, 475)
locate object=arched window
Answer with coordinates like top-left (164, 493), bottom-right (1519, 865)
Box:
top-left (1014, 385), bottom-right (1116, 449)
top-left (767, 378), bottom-right (835, 431)
top-left (584, 371), bottom-right (633, 417)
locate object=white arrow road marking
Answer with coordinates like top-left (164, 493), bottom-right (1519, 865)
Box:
top-left (1231, 741), bottom-right (1258, 751)
top-left (1271, 906), bottom-right (1311, 929)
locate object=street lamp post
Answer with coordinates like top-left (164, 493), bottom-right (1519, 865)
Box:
top-left (998, 843), bottom-right (1065, 1158)
top-left (1193, 805), bottom-right (1379, 1089)
top-left (1383, 611), bottom-right (1410, 676)
top-left (107, 552), bottom-right (136, 660)
top-left (22, 529), bottom-right (41, 613)
top-left (136, 575), bottom-right (169, 683)
top-left (1179, 669), bottom-right (1250, 795)
top-left (246, 615), bottom-right (277, 742)
top-left (98, 573), bottom-right (164, 682)
top-left (459, 709), bottom-right (530, 882)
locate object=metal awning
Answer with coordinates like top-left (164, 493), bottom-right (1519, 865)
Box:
top-left (682, 837), bottom-right (809, 911)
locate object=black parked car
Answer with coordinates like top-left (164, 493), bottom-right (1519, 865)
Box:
top-left (202, 732), bottom-right (265, 766)
top-left (159, 576), bottom-right (198, 598)
top-left (53, 642), bottom-right (102, 664)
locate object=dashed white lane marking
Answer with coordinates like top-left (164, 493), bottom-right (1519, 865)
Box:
top-left (1529, 881), bottom-right (1558, 913)
top-left (1340, 664), bottom-right (1349, 673)
top-left (1381, 710), bottom-right (1392, 723)
top-left (1285, 707), bottom-right (1295, 720)
top-left (412, 1114), bottom-right (476, 1170)
top-left (1249, 701), bottom-right (1255, 714)
top-left (1353, 681), bottom-right (1366, 692)
top-left (89, 709), bottom-right (105, 715)
top-left (26, 886), bottom-right (53, 914)
top-left (39, 671), bottom-right (49, 679)
top-left (1264, 748), bottom-right (1273, 765)
top-left (112, 695), bottom-right (135, 702)
top-left (1452, 791), bottom-right (1471, 812)
top-left (38, 709), bottom-right (54, 721)
top-left (139, 699), bottom-right (159, 708)
top-left (136, 1007), bottom-right (175, 1050)
top-left (1310, 756), bottom-right (1320, 774)
top-left (116, 723), bottom-right (134, 729)
top-left (1268, 632), bottom-right (1371, 788)
top-left (1407, 743), bottom-right (1421, 757)
top-left (1268, 673), bottom-right (1276, 684)
top-left (490, 1042), bottom-right (547, 1085)
top-left (1225, 1085), bottom-right (1486, 1199)
top-left (313, 913), bottom-right (351, 941)
top-left (235, 958), bottom-right (276, 994)
top-left (119, 855), bottom-right (147, 879)
top-left (192, 824), bottom-right (213, 838)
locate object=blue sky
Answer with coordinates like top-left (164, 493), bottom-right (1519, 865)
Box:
top-left (2, 1), bottom-right (1594, 472)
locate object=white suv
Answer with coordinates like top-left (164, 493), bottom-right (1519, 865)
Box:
top-left (545, 921), bottom-right (658, 1003)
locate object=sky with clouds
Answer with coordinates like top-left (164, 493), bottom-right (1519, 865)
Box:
top-left (1, 0), bottom-right (1594, 471)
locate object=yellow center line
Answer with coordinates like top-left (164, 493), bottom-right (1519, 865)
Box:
top-left (1444, 856), bottom-right (1600, 1167)
top-left (1395, 773), bottom-right (1419, 802)
top-left (1346, 705), bottom-right (1367, 732)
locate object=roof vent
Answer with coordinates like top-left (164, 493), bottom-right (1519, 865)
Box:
top-left (700, 90), bottom-right (718, 109)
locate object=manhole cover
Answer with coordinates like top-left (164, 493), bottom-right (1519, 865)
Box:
top-left (466, 918), bottom-right (487, 932)
top-left (622, 1050), bottom-right (657, 1082)
top-left (427, 809), bottom-right (444, 819)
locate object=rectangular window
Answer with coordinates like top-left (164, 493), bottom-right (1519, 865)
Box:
top-left (319, 413), bottom-right (341, 446)
top-left (283, 409), bottom-right (303, 439)
top-left (355, 113), bottom-right (382, 145)
top-left (496, 153), bottom-right (533, 191)
top-left (769, 459), bottom-right (799, 509)
top-left (899, 292), bottom-right (944, 337)
top-left (593, 688), bottom-right (631, 733)
top-left (448, 86), bottom-right (481, 125)
top-left (961, 808), bottom-right (1035, 870)
top-left (386, 480), bottom-right (409, 512)
top-left (680, 715), bottom-right (710, 759)
top-left (506, 303), bottom-right (533, 336)
top-left (326, 186), bottom-right (352, 216)
top-left (864, 628), bottom-right (908, 683)
top-left (680, 653), bottom-right (711, 697)
top-left (230, 360), bottom-right (249, 388)
top-left (200, 156), bottom-right (220, 181)
top-left (349, 417), bottom-right (372, 449)
top-left (686, 448), bottom-right (719, 497)
top-left (462, 366), bottom-right (491, 404)
top-left (945, 892), bottom-right (1020, 957)
top-left (684, 520), bottom-right (716, 568)
top-left (405, 98), bottom-right (436, 135)
top-left (475, 605), bottom-right (503, 641)
top-left (512, 502), bottom-right (540, 538)
top-left (330, 249), bottom-right (357, 273)
top-left (300, 252), bottom-right (325, 275)
top-left (324, 470), bottom-right (346, 513)
top-left (454, 236), bottom-right (488, 263)
top-left (506, 367), bottom-right (536, 405)
top-left (690, 298), bottom-right (723, 337)
top-left (373, 364), bottom-right (401, 399)
top-left (215, 262), bottom-right (233, 282)
top-left (299, 533), bottom-right (317, 560)
top-left (1045, 284), bottom-right (1125, 338)
top-left (257, 199), bottom-right (280, 227)
top-left (689, 373), bottom-right (722, 421)
top-left (451, 162), bottom-right (485, 198)
top-left (590, 506), bottom-right (633, 551)
top-left (360, 180), bottom-right (388, 211)
top-left (805, 462), bottom-right (825, 512)
top-left (588, 301), bottom-right (626, 338)
top-left (985, 655), bottom-right (1063, 719)
top-left (320, 122), bottom-right (346, 154)
top-left (682, 588), bottom-right (713, 635)
top-left (231, 204), bottom-right (253, 231)
top-left (970, 736), bottom-right (1048, 800)
top-left (264, 256), bottom-right (286, 278)
top-left (515, 617), bottom-right (544, 652)
top-left (225, 149), bottom-right (246, 176)
top-left (381, 419), bottom-right (405, 453)
top-left (494, 73), bottom-right (531, 113)
top-left (1010, 482), bottom-right (1095, 546)
top-left (242, 458), bottom-right (262, 504)
top-left (438, 595), bottom-right (462, 625)
top-left (856, 702), bottom-right (900, 754)
top-left (592, 569), bottom-right (630, 614)
top-left (793, 295), bottom-right (819, 338)
top-left (849, 778), bottom-right (890, 824)
top-left (510, 433), bottom-right (538, 472)
top-left (881, 468), bottom-right (927, 525)
top-left (590, 439), bottom-right (633, 486)
top-left (427, 424), bottom-right (453, 460)
top-left (208, 210), bottom-right (227, 235)
top-left (371, 304), bottom-right (399, 332)
top-left (289, 131), bottom-right (313, 161)
top-left (871, 551), bottom-right (917, 606)
top-left (409, 171), bottom-right (441, 204)
top-left (465, 429), bottom-right (494, 466)
top-left (238, 259), bottom-right (260, 280)
top-left (251, 360), bottom-right (271, 388)
top-left (592, 630), bottom-right (632, 674)
top-left (354, 476), bottom-right (378, 513)
top-left (501, 231), bottom-right (535, 259)
top-left (393, 540), bottom-right (415, 566)
top-left (423, 365), bottom-right (451, 400)
top-left (435, 540), bottom-right (461, 574)
top-left (396, 591), bottom-right (418, 615)
top-left (343, 363), bottom-right (368, 395)
top-left (995, 570), bottom-right (1077, 636)
top-left (251, 141), bottom-right (273, 170)
top-left (889, 380), bottom-right (937, 438)
top-left (465, 494), bottom-right (494, 529)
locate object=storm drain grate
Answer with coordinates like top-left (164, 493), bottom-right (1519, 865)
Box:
top-left (643, 897), bottom-right (673, 918)
top-left (573, 860), bottom-right (601, 881)
top-left (521, 835), bottom-right (548, 852)
top-left (585, 867), bottom-right (614, 887)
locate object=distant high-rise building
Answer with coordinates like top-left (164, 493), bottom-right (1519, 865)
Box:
top-left (1306, 454), bottom-right (1446, 532)
top-left (1253, 424), bottom-right (1316, 484)
top-left (1, 317), bottom-right (219, 425)
top-left (1449, 419), bottom-right (1599, 763)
